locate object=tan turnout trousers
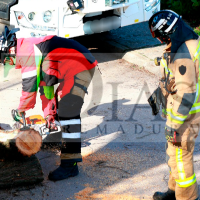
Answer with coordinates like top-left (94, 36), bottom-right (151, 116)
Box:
top-left (166, 118), bottom-right (200, 200)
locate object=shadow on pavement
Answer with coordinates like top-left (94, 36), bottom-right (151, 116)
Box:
top-left (0, 123), bottom-right (12, 130)
top-left (74, 21), bottom-right (161, 64)
top-left (76, 100), bottom-right (200, 199)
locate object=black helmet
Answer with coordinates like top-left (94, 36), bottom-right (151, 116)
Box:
top-left (0, 26), bottom-right (20, 53)
top-left (149, 10), bottom-right (180, 43)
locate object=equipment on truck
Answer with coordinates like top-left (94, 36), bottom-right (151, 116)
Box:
top-left (0, 25), bottom-right (19, 64)
top-left (67, 0), bottom-right (84, 13)
top-left (0, 0), bottom-right (160, 38)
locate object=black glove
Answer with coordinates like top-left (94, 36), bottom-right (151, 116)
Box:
top-left (165, 126), bottom-right (179, 143)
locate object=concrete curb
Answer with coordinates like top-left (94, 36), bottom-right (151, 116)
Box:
top-left (97, 34), bottom-right (166, 76)
top-left (122, 45), bottom-right (166, 77)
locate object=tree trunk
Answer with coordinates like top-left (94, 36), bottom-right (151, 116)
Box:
top-left (0, 128), bottom-right (44, 188)
top-left (0, 128), bottom-right (42, 158)
top-left (0, 155), bottom-right (44, 188)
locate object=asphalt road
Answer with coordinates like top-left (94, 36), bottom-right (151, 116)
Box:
top-left (0, 22), bottom-right (200, 200)
top-left (74, 21), bottom-right (161, 52)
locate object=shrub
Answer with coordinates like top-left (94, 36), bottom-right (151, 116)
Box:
top-left (161, 0), bottom-right (200, 26)
top-left (194, 26), bottom-right (200, 36)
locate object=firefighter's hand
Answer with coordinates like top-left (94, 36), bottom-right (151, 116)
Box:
top-left (165, 126), bottom-right (179, 143)
top-left (17, 109), bottom-right (25, 117)
top-left (12, 109), bottom-right (25, 122)
top-left (45, 115), bottom-right (57, 130)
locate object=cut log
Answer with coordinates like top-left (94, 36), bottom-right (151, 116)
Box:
top-left (0, 128), bottom-right (44, 188)
top-left (0, 155), bottom-right (44, 188)
top-left (0, 128), bottom-right (42, 159)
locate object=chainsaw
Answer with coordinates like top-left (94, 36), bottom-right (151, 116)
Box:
top-left (11, 110), bottom-right (62, 142)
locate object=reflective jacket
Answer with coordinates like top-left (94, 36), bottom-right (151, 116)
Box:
top-left (160, 38), bottom-right (200, 131)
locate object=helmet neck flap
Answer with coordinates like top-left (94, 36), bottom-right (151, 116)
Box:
top-left (169, 19), bottom-right (199, 61)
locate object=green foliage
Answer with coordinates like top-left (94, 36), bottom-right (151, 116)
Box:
top-left (161, 0), bottom-right (200, 27)
top-left (161, 0), bottom-right (200, 16)
top-left (194, 27), bottom-right (200, 36)
top-left (191, 0), bottom-right (200, 7)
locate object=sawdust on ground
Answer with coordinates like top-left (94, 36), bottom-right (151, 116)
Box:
top-left (74, 186), bottom-right (151, 200)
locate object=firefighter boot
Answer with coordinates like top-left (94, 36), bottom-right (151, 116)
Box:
top-left (153, 188), bottom-right (176, 200)
top-left (48, 160), bottom-right (79, 181)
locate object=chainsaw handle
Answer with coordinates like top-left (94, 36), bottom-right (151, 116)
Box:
top-left (11, 109), bottom-right (25, 127)
top-left (21, 112), bottom-right (26, 127)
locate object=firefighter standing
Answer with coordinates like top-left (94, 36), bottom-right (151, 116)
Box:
top-left (149, 10), bottom-right (200, 200)
top-left (1, 27), bottom-right (97, 181)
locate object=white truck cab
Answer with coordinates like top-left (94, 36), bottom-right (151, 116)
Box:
top-left (0, 0), bottom-right (160, 38)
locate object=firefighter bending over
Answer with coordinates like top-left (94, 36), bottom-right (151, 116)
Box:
top-left (1, 27), bottom-right (97, 181)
